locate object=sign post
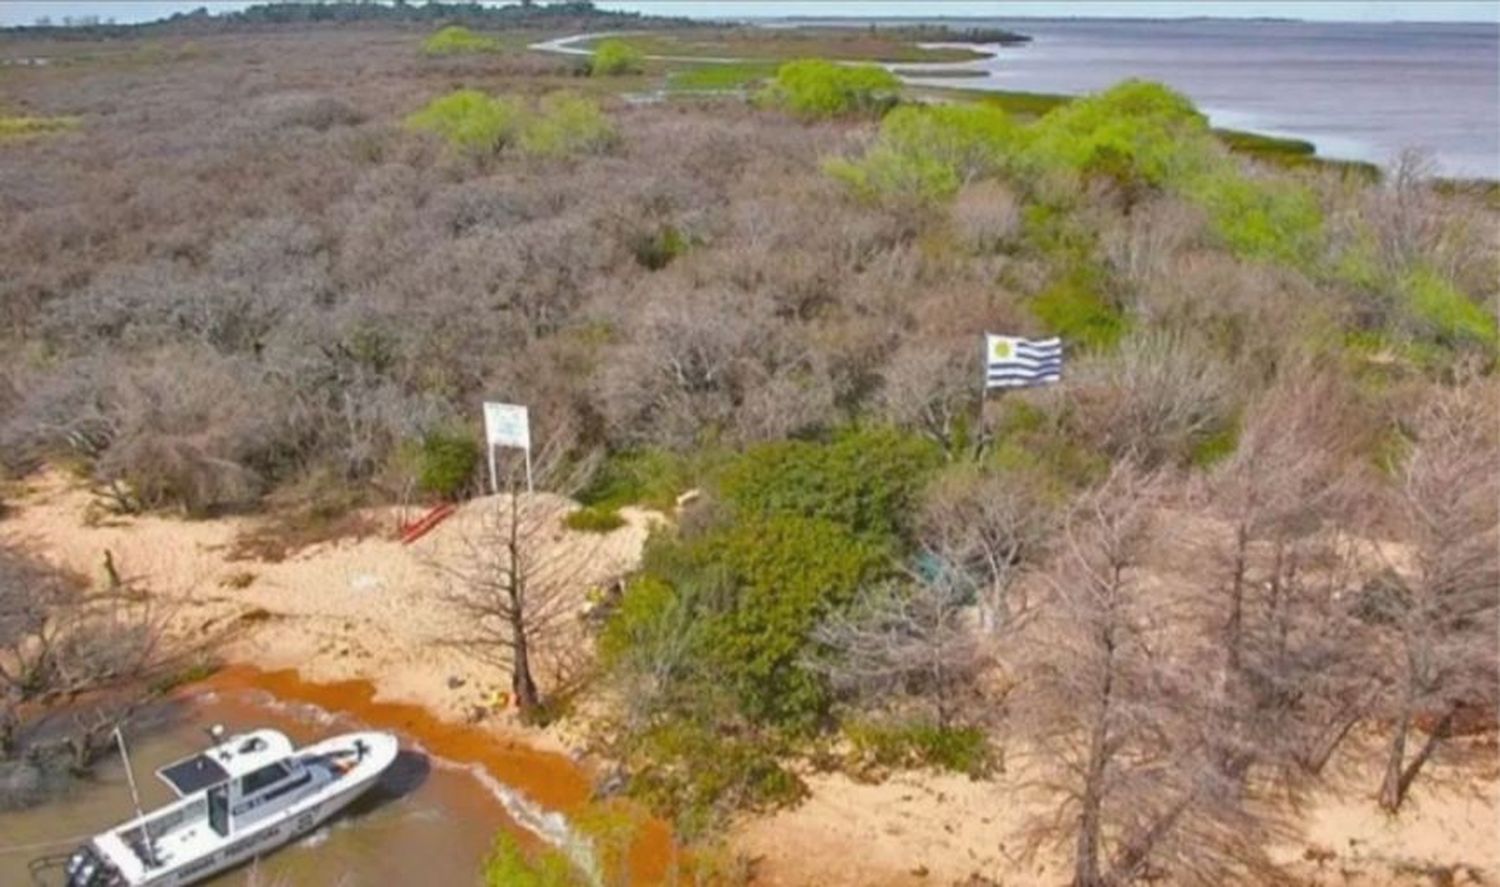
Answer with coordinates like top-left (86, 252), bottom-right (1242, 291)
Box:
top-left (482, 402), bottom-right (532, 494)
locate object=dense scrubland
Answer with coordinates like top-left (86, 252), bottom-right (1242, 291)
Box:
top-left (1, 10), bottom-right (1497, 886)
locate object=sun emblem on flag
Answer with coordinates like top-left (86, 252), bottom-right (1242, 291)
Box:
top-left (992, 339), bottom-right (1012, 359)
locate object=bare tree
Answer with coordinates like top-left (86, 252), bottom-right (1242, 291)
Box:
top-left (433, 434), bottom-right (598, 717)
top-left (917, 468), bottom-right (1055, 633)
top-left (1010, 465), bottom-right (1284, 886)
top-left (809, 568), bottom-right (987, 729)
top-left (1363, 378), bottom-right (1499, 811)
top-left (1196, 372), bottom-right (1375, 781)
top-left (1068, 330), bottom-right (1236, 468)
top-left (875, 340), bottom-right (981, 458)
top-left (0, 545), bottom-right (167, 778)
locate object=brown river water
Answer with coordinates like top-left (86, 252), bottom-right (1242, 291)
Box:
top-left (1, 667), bottom-right (675, 886)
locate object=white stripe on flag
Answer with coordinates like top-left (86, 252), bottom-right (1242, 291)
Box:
top-left (984, 333), bottom-right (1064, 390)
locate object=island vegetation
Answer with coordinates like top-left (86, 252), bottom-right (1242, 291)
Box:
top-left (0, 6), bottom-right (1495, 886)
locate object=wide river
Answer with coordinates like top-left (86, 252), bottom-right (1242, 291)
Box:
top-left (856, 17), bottom-right (1500, 179)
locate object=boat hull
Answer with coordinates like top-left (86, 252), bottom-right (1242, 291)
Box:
top-left (130, 732), bottom-right (399, 886)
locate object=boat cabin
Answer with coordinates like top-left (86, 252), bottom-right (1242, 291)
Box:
top-left (69, 729), bottom-right (343, 884)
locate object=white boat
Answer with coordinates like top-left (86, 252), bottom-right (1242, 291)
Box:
top-left (60, 727), bottom-right (399, 886)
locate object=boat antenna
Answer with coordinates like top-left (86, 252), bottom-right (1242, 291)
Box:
top-left (114, 726), bottom-right (158, 866)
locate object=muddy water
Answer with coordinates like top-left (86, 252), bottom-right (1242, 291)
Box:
top-left (1, 667), bottom-right (676, 886)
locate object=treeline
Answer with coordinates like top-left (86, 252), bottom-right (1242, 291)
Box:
top-left (5, 1), bottom-right (694, 38)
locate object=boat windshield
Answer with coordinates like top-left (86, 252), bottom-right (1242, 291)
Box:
top-left (207, 784), bottom-right (230, 837)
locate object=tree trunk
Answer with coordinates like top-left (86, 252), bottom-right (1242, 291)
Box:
top-left (1379, 707), bottom-right (1411, 811)
top-left (1383, 707), bottom-right (1451, 811)
top-left (1074, 630), bottom-right (1116, 887)
top-left (510, 615), bottom-right (540, 714)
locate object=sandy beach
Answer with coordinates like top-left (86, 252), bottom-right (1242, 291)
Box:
top-left (3, 471), bottom-right (1495, 885)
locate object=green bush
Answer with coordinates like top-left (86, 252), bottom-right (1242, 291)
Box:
top-left (517, 92), bottom-right (618, 158)
top-left (845, 720), bottom-right (993, 778)
top-left (1022, 79), bottom-right (1220, 188)
top-left (483, 832), bottom-right (584, 887)
top-left (590, 38), bottom-right (644, 76)
top-left (715, 427), bottom-right (941, 540)
top-left (406, 428), bottom-right (479, 498)
top-left (579, 448), bottom-right (699, 512)
top-left (1030, 271), bottom-right (1127, 351)
top-left (625, 719), bottom-right (806, 838)
top-left (1184, 170), bottom-right (1323, 266)
top-left (564, 505), bottom-right (626, 533)
top-left (632, 225), bottom-right (691, 270)
top-left (826, 103), bottom-right (1017, 205)
top-left (408, 91), bottom-right (615, 160)
top-left (759, 59), bottom-right (900, 119)
top-left (1401, 266), bottom-right (1499, 351)
top-left (700, 514), bottom-right (889, 726)
top-left (405, 89), bottom-right (525, 155)
top-left (421, 25), bottom-right (501, 56)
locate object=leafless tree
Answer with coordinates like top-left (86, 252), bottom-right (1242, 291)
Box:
top-left (875, 340), bottom-right (982, 457)
top-left (1010, 465), bottom-right (1285, 886)
top-left (1194, 372), bottom-right (1377, 782)
top-left (1362, 377), bottom-right (1499, 811)
top-left (1068, 330), bottom-right (1237, 468)
top-left (809, 568), bottom-right (987, 728)
top-left (917, 468), bottom-right (1055, 633)
top-left (433, 432), bottom-right (599, 717)
top-left (0, 545), bottom-right (167, 774)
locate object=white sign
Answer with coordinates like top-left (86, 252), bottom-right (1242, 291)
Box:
top-left (482, 402), bottom-right (533, 494)
top-left (483, 402), bottom-right (530, 450)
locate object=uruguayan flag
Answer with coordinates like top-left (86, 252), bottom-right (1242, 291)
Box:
top-left (985, 334), bottom-right (1062, 389)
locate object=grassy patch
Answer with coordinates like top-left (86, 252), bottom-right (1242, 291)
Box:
top-left (584, 28), bottom-right (986, 63)
top-left (0, 114), bottom-right (79, 140)
top-left (564, 506), bottom-right (626, 533)
top-left (844, 720), bottom-right (993, 778)
top-left (893, 67), bottom-right (990, 79)
top-left (666, 60), bottom-right (778, 92)
top-left (421, 25), bottom-right (503, 56)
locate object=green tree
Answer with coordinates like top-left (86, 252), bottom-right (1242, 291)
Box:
top-left (826, 104), bottom-right (1017, 205)
top-left (716, 427), bottom-right (941, 539)
top-left (405, 89), bottom-right (525, 155)
top-left (760, 59), bottom-right (900, 119)
top-left (590, 38), bottom-right (644, 76)
top-left (421, 25), bottom-right (501, 55)
top-left (518, 92), bottom-right (618, 158)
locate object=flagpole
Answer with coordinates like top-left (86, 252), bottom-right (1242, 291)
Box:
top-left (976, 334), bottom-right (991, 459)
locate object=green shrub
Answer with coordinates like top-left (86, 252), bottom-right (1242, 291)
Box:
top-left (483, 832), bottom-right (584, 887)
top-left (579, 448), bottom-right (698, 512)
top-left (1184, 170), bottom-right (1323, 266)
top-left (1022, 79), bottom-right (1219, 188)
top-left (405, 89), bottom-right (525, 155)
top-left (422, 25), bottom-right (501, 56)
top-left (0, 114), bottom-right (79, 140)
top-left (826, 104), bottom-right (1016, 205)
top-left (699, 514), bottom-right (889, 727)
top-left (406, 428), bottom-right (479, 498)
top-left (564, 506), bottom-right (626, 533)
top-left (1401, 266), bottom-right (1499, 351)
top-left (715, 427), bottom-right (941, 539)
top-left (590, 38), bottom-right (644, 76)
top-left (845, 720), bottom-right (992, 778)
top-left (517, 92), bottom-right (617, 158)
top-left (625, 719), bottom-right (806, 838)
top-left (632, 225), bottom-right (691, 270)
top-left (759, 59), bottom-right (900, 119)
top-left (1030, 271), bottom-right (1127, 351)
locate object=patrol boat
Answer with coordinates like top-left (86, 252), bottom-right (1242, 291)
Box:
top-left (61, 726), bottom-right (399, 886)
